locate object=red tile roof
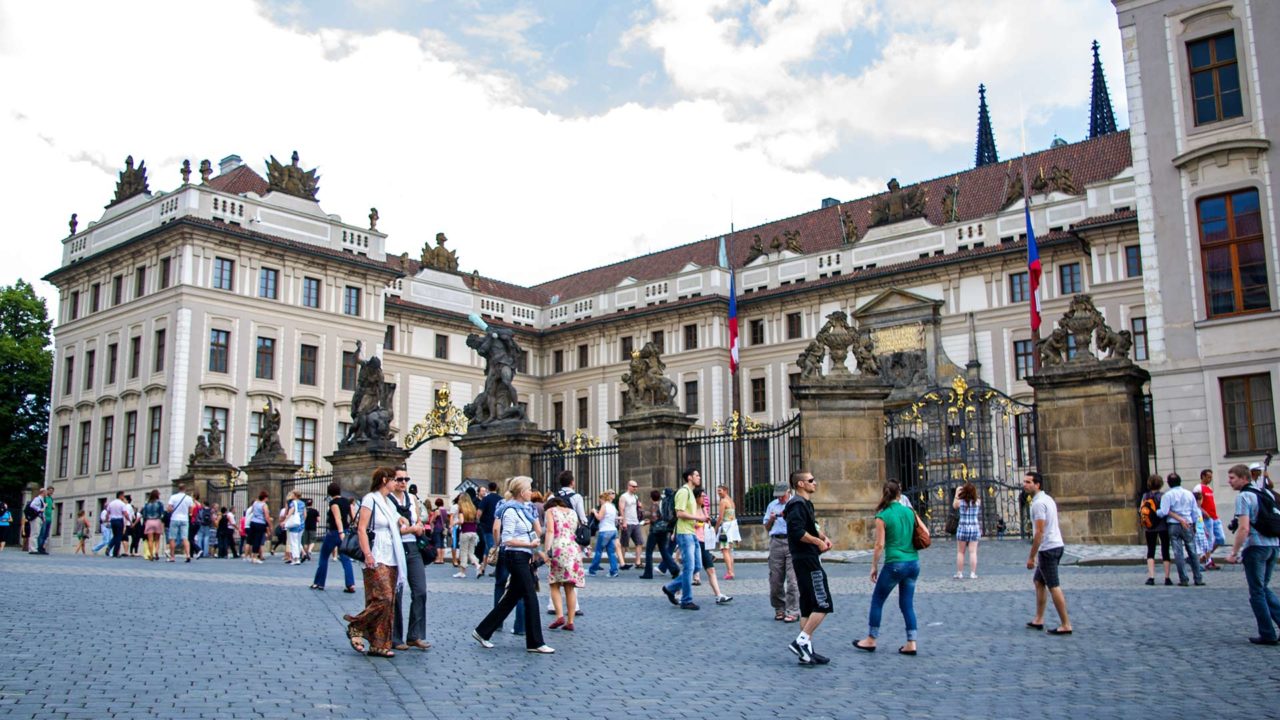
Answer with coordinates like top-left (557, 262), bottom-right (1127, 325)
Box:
top-left (207, 164), bottom-right (269, 196)
top-left (1070, 208), bottom-right (1137, 229)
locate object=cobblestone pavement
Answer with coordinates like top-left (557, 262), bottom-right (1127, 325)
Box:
top-left (1, 540), bottom-right (1277, 720)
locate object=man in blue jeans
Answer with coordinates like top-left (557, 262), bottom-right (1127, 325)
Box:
top-left (478, 482), bottom-right (501, 577)
top-left (36, 487), bottom-right (54, 554)
top-left (661, 468), bottom-right (707, 610)
top-left (1226, 463), bottom-right (1280, 645)
top-left (1158, 472), bottom-right (1205, 587)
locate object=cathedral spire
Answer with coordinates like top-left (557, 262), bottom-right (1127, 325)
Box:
top-left (974, 84), bottom-right (999, 168)
top-left (1089, 40), bottom-right (1118, 138)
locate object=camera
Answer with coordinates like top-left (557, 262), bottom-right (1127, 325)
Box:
top-left (1228, 517), bottom-right (1239, 533)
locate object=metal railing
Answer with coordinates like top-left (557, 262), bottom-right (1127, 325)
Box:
top-left (676, 414), bottom-right (803, 521)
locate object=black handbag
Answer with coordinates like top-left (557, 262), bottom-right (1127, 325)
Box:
top-left (340, 502), bottom-right (376, 563)
top-left (416, 535), bottom-right (437, 565)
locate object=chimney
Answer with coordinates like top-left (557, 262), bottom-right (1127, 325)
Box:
top-left (219, 154), bottom-right (243, 175)
top-left (821, 197), bottom-right (840, 209)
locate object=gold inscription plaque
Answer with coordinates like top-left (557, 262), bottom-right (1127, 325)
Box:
top-left (872, 323), bottom-right (924, 354)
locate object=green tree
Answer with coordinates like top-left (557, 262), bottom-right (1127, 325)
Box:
top-left (0, 280), bottom-right (52, 493)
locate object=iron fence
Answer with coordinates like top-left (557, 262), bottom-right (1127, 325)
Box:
top-left (676, 414), bottom-right (803, 521)
top-left (530, 442), bottom-right (620, 502)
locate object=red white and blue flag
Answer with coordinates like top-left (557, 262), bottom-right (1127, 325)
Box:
top-left (719, 237), bottom-right (739, 373)
top-left (1025, 199), bottom-right (1042, 332)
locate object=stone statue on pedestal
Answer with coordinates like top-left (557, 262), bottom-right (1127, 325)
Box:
top-left (187, 419), bottom-right (226, 466)
top-left (251, 399), bottom-right (286, 462)
top-left (1037, 294), bottom-right (1133, 366)
top-left (621, 341), bottom-right (678, 413)
top-left (463, 327), bottom-right (527, 428)
top-left (339, 342), bottom-right (397, 449)
top-left (802, 310), bottom-right (881, 378)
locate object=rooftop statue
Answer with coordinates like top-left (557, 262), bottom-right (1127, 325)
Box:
top-left (421, 232), bottom-right (459, 272)
top-left (199, 159), bottom-right (212, 183)
top-left (1003, 170), bottom-right (1025, 208)
top-left (745, 234), bottom-right (767, 264)
top-left (369, 207), bottom-right (379, 231)
top-left (181, 159), bottom-right (191, 184)
top-left (868, 178), bottom-right (926, 228)
top-left (265, 150), bottom-right (320, 201)
top-left (621, 341), bottom-right (678, 413)
top-left (783, 230), bottom-right (803, 254)
top-left (840, 207), bottom-right (860, 245)
top-left (108, 155), bottom-right (150, 207)
top-left (68, 213), bottom-right (77, 236)
top-left (1031, 165), bottom-right (1080, 195)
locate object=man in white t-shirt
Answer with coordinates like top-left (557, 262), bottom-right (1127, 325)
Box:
top-left (166, 485), bottom-right (194, 563)
top-left (1023, 472), bottom-right (1071, 635)
top-left (106, 491), bottom-right (129, 558)
top-left (617, 481), bottom-right (643, 569)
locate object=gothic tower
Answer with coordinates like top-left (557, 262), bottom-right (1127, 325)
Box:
top-left (1089, 40), bottom-right (1118, 138)
top-left (974, 84), bottom-right (999, 167)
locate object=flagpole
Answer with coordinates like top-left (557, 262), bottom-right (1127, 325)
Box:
top-left (1020, 98), bottom-right (1043, 375)
top-left (720, 234), bottom-right (746, 508)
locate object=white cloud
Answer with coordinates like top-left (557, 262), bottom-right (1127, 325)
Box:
top-left (536, 71), bottom-right (573, 94)
top-left (463, 6), bottom-right (544, 65)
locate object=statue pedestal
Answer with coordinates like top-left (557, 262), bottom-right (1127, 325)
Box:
top-left (178, 460), bottom-right (237, 503)
top-left (325, 445), bottom-right (410, 498)
top-left (609, 407), bottom-right (697, 493)
top-left (792, 377), bottom-right (894, 550)
top-left (454, 422), bottom-right (547, 486)
top-left (1028, 360), bottom-right (1151, 544)
top-left (242, 458), bottom-right (301, 510)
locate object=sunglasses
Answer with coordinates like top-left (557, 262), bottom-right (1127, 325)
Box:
top-left (397, 477), bottom-right (410, 482)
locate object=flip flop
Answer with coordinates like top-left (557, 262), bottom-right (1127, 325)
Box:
top-left (1047, 628), bottom-right (1073, 636)
top-left (783, 615), bottom-right (798, 623)
top-left (1025, 622), bottom-right (1044, 630)
top-left (898, 646), bottom-right (917, 656)
top-left (774, 614), bottom-right (785, 621)
top-left (853, 640), bottom-right (876, 652)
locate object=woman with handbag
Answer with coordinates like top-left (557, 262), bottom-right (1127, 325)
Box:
top-left (282, 490), bottom-right (306, 566)
top-left (246, 491), bottom-right (271, 565)
top-left (343, 466), bottom-right (408, 658)
top-left (716, 485), bottom-right (740, 579)
top-left (453, 493), bottom-right (481, 579)
top-left (312, 482), bottom-right (356, 593)
top-left (952, 482), bottom-right (982, 579)
top-left (388, 468), bottom-right (430, 651)
top-left (430, 498), bottom-right (447, 564)
top-left (854, 480), bottom-right (924, 656)
top-left (472, 476), bottom-right (554, 654)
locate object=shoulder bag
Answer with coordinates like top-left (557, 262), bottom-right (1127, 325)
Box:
top-left (340, 500), bottom-right (377, 562)
top-left (911, 511), bottom-right (932, 550)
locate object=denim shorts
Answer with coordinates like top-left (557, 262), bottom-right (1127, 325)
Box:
top-left (168, 520), bottom-right (189, 544)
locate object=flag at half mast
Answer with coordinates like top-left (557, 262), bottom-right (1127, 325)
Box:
top-left (718, 237), bottom-right (739, 373)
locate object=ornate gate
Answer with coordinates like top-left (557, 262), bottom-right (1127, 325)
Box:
top-left (884, 377), bottom-right (1037, 539)
top-left (676, 413), bottom-right (803, 520)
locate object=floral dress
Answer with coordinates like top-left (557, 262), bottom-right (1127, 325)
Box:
top-left (546, 506), bottom-right (585, 588)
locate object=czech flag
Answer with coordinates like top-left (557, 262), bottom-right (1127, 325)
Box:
top-left (719, 237), bottom-right (739, 373)
top-left (1025, 199), bottom-right (1041, 332)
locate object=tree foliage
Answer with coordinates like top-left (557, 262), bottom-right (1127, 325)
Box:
top-left (0, 280), bottom-right (52, 493)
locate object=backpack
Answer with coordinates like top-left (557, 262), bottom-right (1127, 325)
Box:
top-left (1244, 487), bottom-right (1280, 538)
top-left (653, 488), bottom-right (678, 534)
top-left (198, 506), bottom-right (213, 527)
top-left (24, 501), bottom-right (40, 522)
top-left (559, 490), bottom-right (591, 546)
top-left (1139, 495), bottom-right (1160, 530)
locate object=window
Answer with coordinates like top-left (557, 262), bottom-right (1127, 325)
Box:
top-left (302, 277), bottom-right (321, 308)
top-left (100, 416), bottom-right (114, 472)
top-left (786, 312), bottom-right (802, 340)
top-left (1009, 272), bottom-right (1030, 303)
top-left (343, 286), bottom-right (361, 316)
top-left (1199, 189), bottom-right (1268, 317)
top-left (106, 343), bottom-right (118, 384)
top-left (69, 291), bottom-right (79, 321)
top-left (77, 421), bottom-right (91, 475)
top-left (1221, 374), bottom-right (1276, 454)
top-left (212, 257), bottom-right (235, 291)
top-left (620, 336), bottom-right (634, 360)
top-left (683, 324), bottom-right (698, 351)
top-left (434, 334), bottom-right (449, 360)
top-left (122, 411), bottom-right (137, 469)
top-left (299, 345), bottom-right (318, 385)
top-left (552, 400), bottom-right (564, 433)
top-left (258, 267), bottom-right (279, 299)
top-left (90, 283), bottom-right (100, 312)
top-left (342, 350), bottom-right (358, 391)
top-left (63, 355), bottom-right (74, 396)
top-left (1124, 245), bottom-right (1142, 278)
top-left (1059, 263), bottom-right (1082, 294)
top-left (577, 344), bottom-right (589, 369)
top-left (553, 349), bottom-right (564, 374)
top-left (789, 372), bottom-right (800, 408)
top-left (1014, 340), bottom-right (1034, 380)
top-left (208, 329), bottom-right (229, 373)
top-left (684, 380), bottom-right (699, 416)
top-left (1132, 317), bottom-right (1149, 362)
top-left (336, 420), bottom-right (349, 447)
top-left (159, 257), bottom-right (171, 289)
top-left (430, 449), bottom-right (448, 496)
top-left (112, 275), bottom-right (123, 305)
top-left (153, 329), bottom-right (165, 373)
top-left (650, 330), bottom-right (664, 352)
top-left (134, 266), bottom-right (146, 298)
top-left (129, 336), bottom-right (141, 379)
top-left (57, 425), bottom-right (70, 478)
top-left (255, 337), bottom-right (275, 380)
top-left (384, 324), bottom-right (396, 352)
top-left (1065, 334), bottom-right (1080, 361)
top-left (147, 407), bottom-right (163, 465)
top-left (516, 350), bottom-right (528, 374)
top-left (83, 349), bottom-right (95, 390)
top-left (749, 319), bottom-right (765, 346)
top-left (203, 407), bottom-right (228, 447)
top-left (577, 396), bottom-right (589, 430)
top-left (751, 377), bottom-right (766, 413)
top-left (1188, 32), bottom-right (1242, 126)
top-left (293, 417), bottom-right (317, 466)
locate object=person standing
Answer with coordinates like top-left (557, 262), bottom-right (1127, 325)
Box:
top-left (1157, 472), bottom-right (1205, 587)
top-left (640, 489), bottom-right (678, 579)
top-left (661, 468), bottom-right (708, 611)
top-left (0, 502), bottom-right (11, 552)
top-left (343, 467), bottom-right (407, 658)
top-left (141, 490), bottom-right (165, 561)
top-left (302, 499), bottom-right (319, 562)
top-left (166, 486), bottom-right (194, 563)
top-left (617, 481), bottom-right (643, 570)
top-left (472, 476), bottom-right (554, 653)
top-left (544, 495), bottom-right (584, 630)
top-left (1140, 474), bottom-right (1172, 586)
top-left (35, 487), bottom-right (55, 554)
top-left (588, 490), bottom-right (620, 577)
top-left (1193, 469), bottom-right (1224, 570)
top-left (245, 491), bottom-right (271, 565)
top-left (1024, 472), bottom-right (1072, 635)
top-left (106, 491), bottom-right (129, 558)
top-left (453, 493), bottom-right (481, 579)
top-left (854, 480), bottom-right (922, 656)
top-left (195, 500), bottom-right (217, 560)
top-left (477, 482), bottom-right (501, 577)
top-left (716, 485), bottom-right (739, 580)
top-left (72, 510), bottom-right (89, 554)
top-left (388, 468), bottom-right (430, 651)
top-left (1225, 463), bottom-right (1280, 645)
top-left (952, 482), bottom-right (981, 579)
top-left (783, 471), bottom-right (832, 665)
top-left (764, 484), bottom-right (800, 623)
top-left (282, 491), bottom-right (307, 566)
top-left (312, 482), bottom-right (356, 593)
top-left (430, 498), bottom-right (447, 565)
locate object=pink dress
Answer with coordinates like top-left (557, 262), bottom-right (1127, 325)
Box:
top-left (546, 507), bottom-right (585, 588)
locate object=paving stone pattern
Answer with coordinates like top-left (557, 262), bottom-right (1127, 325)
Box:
top-left (0, 541), bottom-right (1276, 719)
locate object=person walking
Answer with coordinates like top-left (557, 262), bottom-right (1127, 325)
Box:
top-left (1193, 469), bottom-right (1225, 570)
top-left (661, 468), bottom-right (708, 611)
top-left (453, 493), bottom-right (481, 579)
top-left (1140, 474), bottom-right (1172, 585)
top-left (952, 482), bottom-right (981, 579)
top-left (1024, 472), bottom-right (1072, 635)
top-left (544, 495), bottom-right (584, 630)
top-left (716, 485), bottom-right (739, 579)
top-left (617, 481), bottom-right (643, 570)
top-left (854, 479), bottom-right (923, 656)
top-left (0, 502), bottom-right (11, 552)
top-left (34, 487), bottom-right (55, 554)
top-left (245, 491), bottom-right (271, 565)
top-left (429, 498), bottom-right (447, 565)
top-left (282, 490), bottom-right (306, 566)
top-left (693, 486), bottom-right (732, 605)
top-left (344, 467), bottom-right (407, 658)
top-left (764, 484), bottom-right (800, 623)
top-left (472, 476), bottom-right (554, 654)
top-left (312, 482), bottom-right (356, 593)
top-left (589, 490), bottom-right (620, 577)
top-left (105, 491), bottom-right (129, 558)
top-left (1158, 472), bottom-right (1205, 587)
top-left (784, 471), bottom-right (832, 665)
top-left (166, 485), bottom-right (194, 563)
top-left (388, 468), bottom-right (430, 651)
top-left (1225, 463), bottom-right (1280, 645)
top-left (477, 482), bottom-right (502, 578)
top-left (124, 497), bottom-right (142, 557)
top-left (72, 510), bottom-right (89, 554)
top-left (141, 490), bottom-right (165, 561)
top-left (91, 505), bottom-right (112, 555)
top-left (640, 489), bottom-right (678, 579)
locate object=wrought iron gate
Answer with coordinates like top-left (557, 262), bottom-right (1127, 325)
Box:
top-left (884, 377), bottom-right (1037, 539)
top-left (677, 413), bottom-right (803, 520)
top-left (530, 430), bottom-right (619, 501)
top-left (205, 475), bottom-right (248, 514)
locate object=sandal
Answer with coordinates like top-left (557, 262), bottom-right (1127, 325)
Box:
top-left (898, 646), bottom-right (917, 656)
top-left (345, 626), bottom-right (365, 653)
top-left (366, 648), bottom-right (396, 658)
top-left (782, 615), bottom-right (798, 623)
top-left (775, 613), bottom-right (785, 621)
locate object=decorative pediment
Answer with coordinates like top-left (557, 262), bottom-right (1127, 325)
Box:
top-left (853, 288), bottom-right (944, 317)
top-left (678, 262), bottom-right (701, 273)
top-left (616, 276), bottom-right (638, 287)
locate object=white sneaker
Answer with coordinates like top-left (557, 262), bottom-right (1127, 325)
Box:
top-left (526, 645), bottom-right (555, 654)
top-left (953, 572), bottom-right (963, 579)
top-left (969, 572), bottom-right (977, 579)
top-left (453, 571), bottom-right (466, 578)
top-left (471, 629), bottom-right (494, 649)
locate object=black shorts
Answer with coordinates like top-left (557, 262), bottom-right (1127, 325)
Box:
top-left (699, 541), bottom-right (715, 568)
top-left (1033, 547), bottom-right (1065, 588)
top-left (793, 555), bottom-right (832, 616)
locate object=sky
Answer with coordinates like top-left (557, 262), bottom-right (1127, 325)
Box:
top-left (0, 0), bottom-right (1127, 311)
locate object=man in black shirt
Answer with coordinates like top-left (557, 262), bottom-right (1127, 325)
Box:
top-left (784, 470), bottom-right (833, 666)
top-left (478, 482), bottom-right (502, 576)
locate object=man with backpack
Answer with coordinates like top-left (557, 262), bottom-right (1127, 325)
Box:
top-left (661, 468), bottom-right (709, 610)
top-left (1157, 473), bottom-right (1205, 587)
top-left (1226, 463), bottom-right (1280, 645)
top-left (195, 501), bottom-right (216, 559)
top-left (24, 488), bottom-right (46, 554)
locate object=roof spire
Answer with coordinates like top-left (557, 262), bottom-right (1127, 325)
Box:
top-left (975, 84), bottom-right (999, 168)
top-left (1089, 40), bottom-right (1118, 138)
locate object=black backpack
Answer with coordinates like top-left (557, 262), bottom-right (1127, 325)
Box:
top-left (558, 489), bottom-right (591, 546)
top-left (653, 488), bottom-right (678, 534)
top-left (198, 507), bottom-right (213, 527)
top-left (1244, 487), bottom-right (1280, 538)
top-left (24, 502), bottom-right (40, 522)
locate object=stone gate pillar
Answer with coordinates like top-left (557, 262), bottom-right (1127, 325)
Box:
top-left (609, 408), bottom-right (697, 491)
top-left (242, 457), bottom-right (301, 510)
top-left (326, 446), bottom-right (410, 497)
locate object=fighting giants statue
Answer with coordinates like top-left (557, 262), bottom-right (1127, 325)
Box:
top-left (339, 342), bottom-right (397, 449)
top-left (463, 317), bottom-right (528, 428)
top-left (250, 398), bottom-right (286, 462)
top-left (621, 341), bottom-right (678, 413)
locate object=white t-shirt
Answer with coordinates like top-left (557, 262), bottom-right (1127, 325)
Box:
top-left (619, 492), bottom-right (639, 525)
top-left (597, 502), bottom-right (618, 533)
top-left (1030, 492), bottom-right (1064, 551)
top-left (167, 493), bottom-right (192, 522)
top-left (361, 493), bottom-right (399, 567)
top-left (107, 498), bottom-right (129, 521)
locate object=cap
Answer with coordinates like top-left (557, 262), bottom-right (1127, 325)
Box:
top-left (773, 482), bottom-right (789, 496)
top-left (1251, 463), bottom-right (1264, 472)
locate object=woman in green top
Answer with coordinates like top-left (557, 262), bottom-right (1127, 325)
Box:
top-left (853, 480), bottom-right (922, 655)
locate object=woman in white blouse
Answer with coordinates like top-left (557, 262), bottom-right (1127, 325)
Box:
top-left (472, 476), bottom-right (554, 654)
top-left (342, 467), bottom-right (407, 658)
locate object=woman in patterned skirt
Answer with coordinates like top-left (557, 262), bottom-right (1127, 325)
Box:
top-left (343, 467), bottom-right (407, 658)
top-left (952, 482), bottom-right (981, 579)
top-left (543, 495), bottom-right (584, 630)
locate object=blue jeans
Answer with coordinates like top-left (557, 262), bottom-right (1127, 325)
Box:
top-left (1242, 545), bottom-right (1280, 641)
top-left (196, 526), bottom-right (214, 556)
top-left (108, 519), bottom-right (125, 557)
top-left (1168, 523), bottom-right (1203, 584)
top-left (663, 533), bottom-right (703, 605)
top-left (590, 531), bottom-right (618, 575)
top-left (868, 560), bottom-right (920, 642)
top-left (37, 518), bottom-right (51, 551)
top-left (92, 526), bottom-right (113, 554)
top-left (492, 553), bottom-right (526, 634)
top-left (312, 530), bottom-right (355, 589)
